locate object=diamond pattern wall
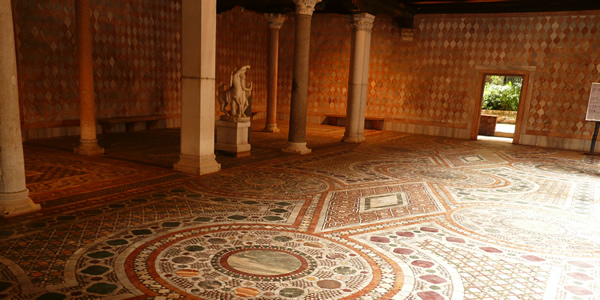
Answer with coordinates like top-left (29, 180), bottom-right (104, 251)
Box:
top-left (276, 11), bottom-right (600, 139)
top-left (12, 0), bottom-right (182, 131)
top-left (402, 12), bottom-right (600, 138)
top-left (12, 4), bottom-right (600, 142)
top-left (90, 0), bottom-right (181, 119)
top-left (216, 8), bottom-right (269, 115)
top-left (278, 14), bottom-right (352, 118)
top-left (12, 0), bottom-right (79, 128)
top-left (368, 15), bottom-right (474, 128)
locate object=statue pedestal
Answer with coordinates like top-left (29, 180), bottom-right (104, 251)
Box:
top-left (215, 118), bottom-right (251, 157)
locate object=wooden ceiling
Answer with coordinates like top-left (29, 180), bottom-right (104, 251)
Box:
top-left (217, 0), bottom-right (600, 28)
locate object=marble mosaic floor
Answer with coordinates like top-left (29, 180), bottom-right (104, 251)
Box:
top-left (1, 123), bottom-right (600, 299)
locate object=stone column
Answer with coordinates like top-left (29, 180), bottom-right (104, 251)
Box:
top-left (342, 13), bottom-right (375, 143)
top-left (174, 0), bottom-right (221, 175)
top-left (262, 13), bottom-right (287, 133)
top-left (74, 0), bottom-right (104, 155)
top-left (282, 0), bottom-right (321, 155)
top-left (0, 0), bottom-right (41, 217)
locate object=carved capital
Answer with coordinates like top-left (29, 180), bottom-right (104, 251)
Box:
top-left (293, 0), bottom-right (321, 15)
top-left (264, 13), bottom-right (287, 29)
top-left (352, 13), bottom-right (375, 32)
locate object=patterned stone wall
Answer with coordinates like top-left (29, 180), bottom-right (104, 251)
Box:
top-left (394, 12), bottom-right (600, 140)
top-left (91, 0), bottom-right (182, 121)
top-left (278, 14), bottom-right (352, 122)
top-left (12, 0), bottom-right (182, 137)
top-left (216, 8), bottom-right (269, 117)
top-left (368, 15), bottom-right (472, 130)
top-left (12, 3), bottom-right (600, 149)
top-left (12, 0), bottom-right (79, 131)
top-left (275, 11), bottom-right (600, 144)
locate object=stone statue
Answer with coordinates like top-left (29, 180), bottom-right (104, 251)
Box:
top-left (218, 65), bottom-right (252, 121)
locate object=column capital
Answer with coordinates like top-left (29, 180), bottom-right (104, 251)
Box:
top-left (352, 13), bottom-right (375, 32)
top-left (265, 13), bottom-right (287, 29)
top-left (293, 0), bottom-right (322, 15)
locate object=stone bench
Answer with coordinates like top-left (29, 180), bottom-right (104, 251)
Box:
top-left (250, 109), bottom-right (263, 120)
top-left (98, 115), bottom-right (167, 134)
top-left (324, 113), bottom-right (384, 130)
top-left (478, 114), bottom-right (497, 136)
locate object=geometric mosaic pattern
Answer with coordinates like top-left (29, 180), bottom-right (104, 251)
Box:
top-left (1, 123), bottom-right (600, 299)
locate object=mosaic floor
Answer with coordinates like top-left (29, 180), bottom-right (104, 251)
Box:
top-left (1, 122), bottom-right (600, 299)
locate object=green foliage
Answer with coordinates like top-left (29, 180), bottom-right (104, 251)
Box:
top-left (482, 76), bottom-right (522, 111)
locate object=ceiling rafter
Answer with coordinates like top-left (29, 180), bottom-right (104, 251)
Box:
top-left (217, 0), bottom-right (600, 29)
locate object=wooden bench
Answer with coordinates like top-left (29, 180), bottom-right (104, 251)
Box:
top-left (98, 115), bottom-right (167, 134)
top-left (324, 113), bottom-right (384, 130)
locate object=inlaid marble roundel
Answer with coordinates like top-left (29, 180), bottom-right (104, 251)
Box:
top-left (512, 160), bottom-right (600, 178)
top-left (221, 249), bottom-right (306, 277)
top-left (133, 229), bottom-right (375, 299)
top-left (385, 165), bottom-right (497, 186)
top-left (451, 206), bottom-right (600, 253)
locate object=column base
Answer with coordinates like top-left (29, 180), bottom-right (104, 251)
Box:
top-left (0, 189), bottom-right (41, 218)
top-left (342, 134), bottom-right (366, 143)
top-left (262, 123), bottom-right (280, 133)
top-left (74, 139), bottom-right (104, 156)
top-left (174, 154), bottom-right (221, 175)
top-left (282, 142), bottom-right (312, 155)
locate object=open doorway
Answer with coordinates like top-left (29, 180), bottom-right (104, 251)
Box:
top-left (471, 70), bottom-right (530, 143)
top-left (478, 75), bottom-right (523, 140)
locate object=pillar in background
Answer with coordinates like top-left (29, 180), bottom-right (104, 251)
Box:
top-left (174, 0), bottom-right (221, 175)
top-left (263, 13), bottom-right (287, 133)
top-left (342, 13), bottom-right (375, 143)
top-left (283, 0), bottom-right (321, 154)
top-left (74, 0), bottom-right (104, 155)
top-left (0, 0), bottom-right (41, 217)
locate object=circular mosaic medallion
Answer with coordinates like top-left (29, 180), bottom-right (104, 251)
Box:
top-left (385, 166), bottom-right (499, 187)
top-left (199, 170), bottom-right (329, 196)
top-left (128, 228), bottom-right (376, 299)
top-left (355, 144), bottom-right (430, 158)
top-left (535, 164), bottom-right (584, 174)
top-left (512, 160), bottom-right (600, 178)
top-left (415, 169), bottom-right (469, 180)
top-left (502, 148), bottom-right (557, 159)
top-left (451, 206), bottom-right (600, 253)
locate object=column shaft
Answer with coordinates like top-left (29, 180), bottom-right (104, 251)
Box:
top-left (263, 14), bottom-right (286, 133)
top-left (74, 0), bottom-right (104, 155)
top-left (0, 0), bottom-right (40, 217)
top-left (284, 0), bottom-right (320, 154)
top-left (283, 1), bottom-right (320, 154)
top-left (343, 13), bottom-right (374, 143)
top-left (174, 0), bottom-right (221, 175)
top-left (288, 14), bottom-right (311, 144)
